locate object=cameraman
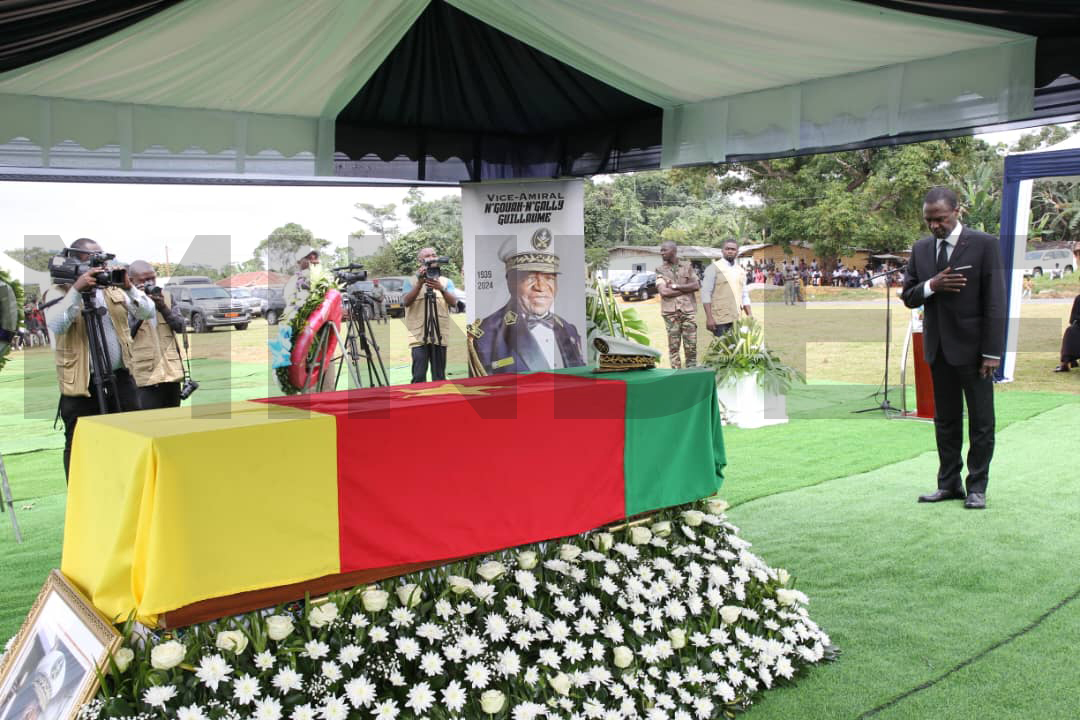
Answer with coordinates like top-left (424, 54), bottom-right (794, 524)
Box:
top-left (402, 247), bottom-right (458, 383)
top-left (127, 260), bottom-right (185, 409)
top-left (42, 238), bottom-right (153, 479)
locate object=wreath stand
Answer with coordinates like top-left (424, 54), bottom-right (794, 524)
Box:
top-left (301, 322), bottom-right (357, 394)
top-left (0, 451), bottom-right (22, 543)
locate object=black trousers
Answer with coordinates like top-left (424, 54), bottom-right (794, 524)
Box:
top-left (60, 369), bottom-right (140, 481)
top-left (930, 358), bottom-right (995, 494)
top-left (710, 322), bottom-right (734, 338)
top-left (411, 344), bottom-right (447, 383)
top-left (138, 381), bottom-right (181, 410)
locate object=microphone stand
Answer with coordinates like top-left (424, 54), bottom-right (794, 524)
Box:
top-left (853, 267), bottom-right (903, 415)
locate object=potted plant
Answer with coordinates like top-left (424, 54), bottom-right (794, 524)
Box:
top-left (702, 316), bottom-right (802, 428)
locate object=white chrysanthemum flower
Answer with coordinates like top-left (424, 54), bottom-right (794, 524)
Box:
top-left (548, 619), bottom-right (571, 643)
top-left (419, 650), bottom-right (444, 677)
top-left (574, 615), bottom-right (598, 636)
top-left (510, 628), bottom-right (533, 650)
top-left (538, 647), bottom-right (561, 669)
top-left (563, 640), bottom-right (587, 663)
top-left (504, 595), bottom-right (524, 617)
top-left (511, 700), bottom-right (546, 720)
top-left (371, 698), bottom-right (399, 719)
top-left (443, 643), bottom-right (464, 663)
top-left (415, 622), bottom-right (446, 643)
top-left (690, 631), bottom-right (709, 648)
top-left (442, 680), bottom-right (467, 713)
top-left (727, 667), bottom-right (746, 686)
top-left (389, 607), bottom-right (414, 629)
top-left (176, 704), bottom-right (208, 720)
top-left (254, 650), bottom-right (275, 671)
top-left (394, 636), bottom-right (421, 661)
top-left (344, 674), bottom-right (376, 708)
top-left (458, 632), bottom-right (486, 657)
top-left (598, 576), bottom-right (619, 595)
top-left (582, 697), bottom-right (605, 718)
top-left (648, 607), bottom-right (664, 631)
top-left (523, 607), bottom-right (546, 630)
top-left (388, 670), bottom-right (406, 687)
top-left (639, 643), bottom-right (660, 664)
top-left (434, 599), bottom-right (454, 620)
top-left (322, 660), bottom-right (342, 682)
top-left (554, 596), bottom-right (576, 617)
top-left (291, 703), bottom-right (316, 720)
top-left (303, 640), bottom-right (331, 659)
top-left (195, 653), bottom-right (233, 692)
top-left (142, 684), bottom-right (177, 708)
top-left (272, 667), bottom-right (303, 694)
top-left (464, 661), bottom-right (490, 689)
top-left (484, 613), bottom-right (509, 642)
top-left (590, 640), bottom-right (606, 662)
top-left (254, 696), bottom-right (283, 720)
top-left (776, 656), bottom-right (795, 678)
top-left (338, 643), bottom-right (363, 666)
top-left (405, 681), bottom-right (435, 715)
top-left (349, 613), bottom-right (369, 628)
top-left (496, 648), bottom-right (521, 677)
top-left (367, 627), bottom-right (389, 643)
top-left (601, 619), bottom-right (624, 643)
top-left (664, 599), bottom-right (687, 622)
top-left (630, 618), bottom-right (647, 636)
top-left (457, 600), bottom-right (477, 616)
top-left (233, 673), bottom-right (261, 705)
top-left (472, 581), bottom-right (496, 604)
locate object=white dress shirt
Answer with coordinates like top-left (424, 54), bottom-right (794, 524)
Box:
top-left (922, 222), bottom-right (963, 299)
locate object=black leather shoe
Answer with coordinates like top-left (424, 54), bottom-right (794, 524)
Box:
top-left (918, 488), bottom-right (966, 503)
top-left (964, 492), bottom-right (986, 509)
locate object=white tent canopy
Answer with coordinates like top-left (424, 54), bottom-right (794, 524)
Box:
top-left (0, 0), bottom-right (1037, 179)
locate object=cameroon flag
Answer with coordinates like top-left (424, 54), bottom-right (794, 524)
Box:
top-left (63, 368), bottom-right (724, 625)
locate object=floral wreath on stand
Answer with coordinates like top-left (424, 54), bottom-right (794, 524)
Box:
top-left (270, 265), bottom-right (340, 395)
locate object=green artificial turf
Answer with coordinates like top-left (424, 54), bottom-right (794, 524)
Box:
top-left (728, 403), bottom-right (1080, 719)
top-left (2, 370), bottom-right (1079, 720)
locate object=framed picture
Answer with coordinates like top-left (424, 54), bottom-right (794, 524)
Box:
top-left (0, 570), bottom-right (120, 720)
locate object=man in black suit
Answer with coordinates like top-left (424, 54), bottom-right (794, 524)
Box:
top-left (901, 187), bottom-right (1005, 509)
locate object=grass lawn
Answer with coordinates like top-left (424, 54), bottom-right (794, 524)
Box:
top-left (1, 295), bottom-right (1078, 718)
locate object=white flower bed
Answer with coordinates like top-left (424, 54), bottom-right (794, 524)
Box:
top-left (75, 497), bottom-right (834, 720)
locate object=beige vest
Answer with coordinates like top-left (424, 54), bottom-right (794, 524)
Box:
top-left (130, 294), bottom-right (184, 387)
top-left (46, 285), bottom-right (135, 397)
top-left (709, 260), bottom-right (746, 325)
top-left (404, 276), bottom-right (453, 347)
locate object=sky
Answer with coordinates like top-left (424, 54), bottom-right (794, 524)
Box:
top-left (0, 125), bottom-right (1065, 270)
top-left (0, 183), bottom-right (459, 268)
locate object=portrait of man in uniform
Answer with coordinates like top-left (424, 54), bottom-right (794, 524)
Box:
top-left (472, 231), bottom-right (584, 374)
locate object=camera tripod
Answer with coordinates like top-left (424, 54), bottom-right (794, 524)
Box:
top-left (335, 293), bottom-right (389, 389)
top-left (82, 291), bottom-right (123, 414)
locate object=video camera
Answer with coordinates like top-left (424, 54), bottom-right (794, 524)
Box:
top-left (332, 263), bottom-right (368, 285)
top-left (143, 283), bottom-right (163, 298)
top-left (422, 256), bottom-right (451, 280)
top-left (49, 248), bottom-right (126, 288)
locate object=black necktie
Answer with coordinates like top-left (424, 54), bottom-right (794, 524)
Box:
top-left (936, 240), bottom-right (949, 271)
top-left (527, 314), bottom-right (554, 330)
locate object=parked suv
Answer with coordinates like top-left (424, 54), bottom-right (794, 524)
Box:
top-left (619, 272), bottom-right (659, 301)
top-left (375, 276), bottom-right (409, 318)
top-left (251, 287), bottom-right (286, 325)
top-left (227, 287), bottom-right (263, 316)
top-left (166, 283), bottom-right (250, 332)
top-left (1020, 248), bottom-right (1075, 277)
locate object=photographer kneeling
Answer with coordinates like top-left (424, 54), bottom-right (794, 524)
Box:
top-left (42, 238), bottom-right (153, 479)
top-left (402, 247), bottom-right (458, 383)
top-left (128, 260), bottom-right (186, 409)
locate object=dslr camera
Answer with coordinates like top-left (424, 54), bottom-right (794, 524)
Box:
top-left (422, 256), bottom-right (451, 280)
top-left (49, 248), bottom-right (126, 288)
top-left (179, 377), bottom-right (200, 401)
top-left (142, 283), bottom-right (163, 298)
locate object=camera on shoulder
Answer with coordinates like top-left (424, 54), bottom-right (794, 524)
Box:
top-left (49, 248), bottom-right (125, 288)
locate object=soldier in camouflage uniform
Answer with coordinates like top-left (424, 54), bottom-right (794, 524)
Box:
top-left (656, 240), bottom-right (700, 368)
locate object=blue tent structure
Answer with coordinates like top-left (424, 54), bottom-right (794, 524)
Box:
top-left (998, 142), bottom-right (1080, 380)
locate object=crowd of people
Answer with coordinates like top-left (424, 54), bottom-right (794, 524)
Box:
top-left (741, 257), bottom-right (903, 291)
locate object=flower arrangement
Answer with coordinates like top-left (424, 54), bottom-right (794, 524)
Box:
top-left (702, 317), bottom-right (803, 396)
top-left (274, 264), bottom-right (337, 395)
top-left (74, 497), bottom-right (834, 720)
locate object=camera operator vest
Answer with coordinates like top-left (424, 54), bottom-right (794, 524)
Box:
top-left (45, 285), bottom-right (135, 397)
top-left (404, 276), bottom-right (453, 348)
top-left (708, 260), bottom-right (746, 325)
top-left (130, 293), bottom-right (184, 387)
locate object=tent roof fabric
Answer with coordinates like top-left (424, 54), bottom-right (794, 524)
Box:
top-left (0, 0), bottom-right (1058, 181)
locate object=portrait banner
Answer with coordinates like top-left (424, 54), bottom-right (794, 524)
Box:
top-left (462, 180), bottom-right (586, 376)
